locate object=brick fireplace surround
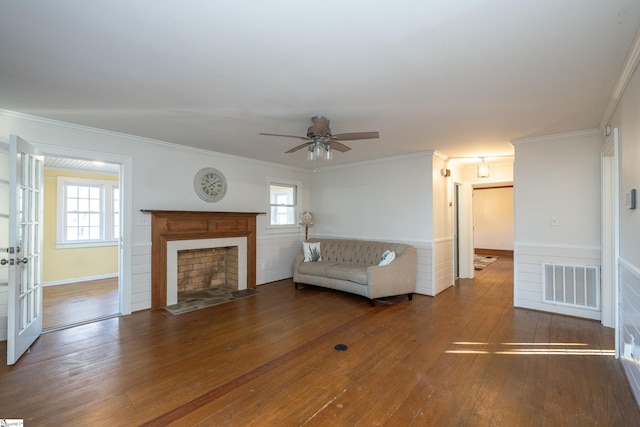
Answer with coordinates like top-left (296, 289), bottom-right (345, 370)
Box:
top-left (142, 210), bottom-right (264, 309)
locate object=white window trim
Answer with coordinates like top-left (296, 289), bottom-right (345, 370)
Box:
top-left (266, 176), bottom-right (303, 233)
top-left (56, 176), bottom-right (119, 248)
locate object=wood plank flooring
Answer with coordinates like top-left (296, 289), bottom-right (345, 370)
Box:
top-left (42, 278), bottom-right (119, 330)
top-left (1, 257), bottom-right (638, 426)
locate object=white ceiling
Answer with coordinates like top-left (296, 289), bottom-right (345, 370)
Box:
top-left (2, 1), bottom-right (639, 169)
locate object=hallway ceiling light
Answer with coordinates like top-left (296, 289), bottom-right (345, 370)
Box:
top-left (477, 157), bottom-right (490, 178)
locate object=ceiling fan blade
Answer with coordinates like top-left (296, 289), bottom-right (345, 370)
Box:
top-left (328, 141), bottom-right (351, 152)
top-left (286, 142), bottom-right (313, 153)
top-left (333, 131), bottom-right (379, 141)
top-left (259, 132), bottom-right (310, 141)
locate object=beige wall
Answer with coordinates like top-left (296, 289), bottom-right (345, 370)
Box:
top-left (473, 186), bottom-right (514, 251)
top-left (43, 169), bottom-right (119, 284)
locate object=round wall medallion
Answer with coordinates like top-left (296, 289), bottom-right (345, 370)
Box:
top-left (194, 167), bottom-right (227, 202)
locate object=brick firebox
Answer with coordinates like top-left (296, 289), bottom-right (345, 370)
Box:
top-left (177, 246), bottom-right (239, 294)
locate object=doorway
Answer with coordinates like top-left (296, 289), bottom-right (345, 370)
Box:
top-left (472, 184), bottom-right (514, 257)
top-left (42, 156), bottom-right (121, 330)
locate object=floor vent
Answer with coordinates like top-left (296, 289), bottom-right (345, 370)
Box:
top-left (542, 263), bottom-right (600, 310)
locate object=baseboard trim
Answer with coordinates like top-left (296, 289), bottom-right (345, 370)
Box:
top-left (475, 248), bottom-right (513, 257)
top-left (43, 273), bottom-right (118, 287)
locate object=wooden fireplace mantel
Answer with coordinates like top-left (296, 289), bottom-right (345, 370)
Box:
top-left (142, 210), bottom-right (265, 309)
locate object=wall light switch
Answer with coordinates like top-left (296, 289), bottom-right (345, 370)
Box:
top-left (551, 216), bottom-right (559, 226)
top-left (137, 215), bottom-right (152, 226)
top-left (626, 189), bottom-right (637, 210)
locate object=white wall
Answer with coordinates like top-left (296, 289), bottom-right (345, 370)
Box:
top-left (512, 129), bottom-right (602, 320)
top-left (309, 153), bottom-right (438, 295)
top-left (0, 111), bottom-right (312, 339)
top-left (608, 54), bottom-right (640, 405)
top-left (310, 153), bottom-right (433, 241)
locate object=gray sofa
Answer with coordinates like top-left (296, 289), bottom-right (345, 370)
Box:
top-left (293, 238), bottom-right (417, 305)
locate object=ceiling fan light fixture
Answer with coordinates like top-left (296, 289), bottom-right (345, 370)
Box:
top-left (259, 116), bottom-right (380, 160)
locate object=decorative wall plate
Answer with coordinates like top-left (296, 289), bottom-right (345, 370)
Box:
top-left (194, 167), bottom-right (227, 202)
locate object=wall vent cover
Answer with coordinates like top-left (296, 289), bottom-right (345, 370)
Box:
top-left (542, 263), bottom-right (600, 311)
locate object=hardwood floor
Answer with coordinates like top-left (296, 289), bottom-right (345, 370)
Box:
top-left (1, 257), bottom-right (638, 426)
top-left (42, 278), bottom-right (119, 330)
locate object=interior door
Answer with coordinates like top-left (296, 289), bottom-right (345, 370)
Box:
top-left (0, 143), bottom-right (9, 346)
top-left (6, 135), bottom-right (44, 365)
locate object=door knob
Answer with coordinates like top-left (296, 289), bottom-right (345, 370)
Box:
top-left (0, 258), bottom-right (27, 265)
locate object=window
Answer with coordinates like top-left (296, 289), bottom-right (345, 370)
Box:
top-left (65, 184), bottom-right (101, 240)
top-left (268, 179), bottom-right (300, 227)
top-left (57, 177), bottom-right (120, 247)
top-left (113, 187), bottom-right (120, 239)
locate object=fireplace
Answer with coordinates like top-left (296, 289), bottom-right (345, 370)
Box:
top-left (142, 210), bottom-right (264, 309)
top-left (166, 237), bottom-right (247, 305)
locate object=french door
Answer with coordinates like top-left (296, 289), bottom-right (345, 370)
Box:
top-left (5, 135), bottom-right (44, 365)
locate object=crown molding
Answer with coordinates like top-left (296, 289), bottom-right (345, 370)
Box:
top-left (511, 128), bottom-right (601, 146)
top-left (310, 151), bottom-right (435, 173)
top-left (0, 109), bottom-right (312, 173)
top-left (600, 28), bottom-right (640, 129)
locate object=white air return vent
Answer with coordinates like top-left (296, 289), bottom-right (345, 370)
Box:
top-left (542, 263), bottom-right (600, 311)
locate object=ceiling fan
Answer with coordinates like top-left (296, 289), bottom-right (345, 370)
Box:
top-left (259, 116), bottom-right (379, 159)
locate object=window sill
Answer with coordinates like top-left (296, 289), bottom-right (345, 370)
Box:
top-left (265, 225), bottom-right (301, 235)
top-left (55, 241), bottom-right (119, 250)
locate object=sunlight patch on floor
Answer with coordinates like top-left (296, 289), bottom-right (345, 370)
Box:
top-left (446, 341), bottom-right (615, 356)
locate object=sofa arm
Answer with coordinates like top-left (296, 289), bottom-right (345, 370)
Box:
top-left (367, 246), bottom-right (417, 299)
top-left (293, 253), bottom-right (305, 283)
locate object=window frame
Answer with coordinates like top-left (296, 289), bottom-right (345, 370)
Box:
top-left (56, 176), bottom-right (120, 248)
top-left (266, 177), bottom-right (302, 231)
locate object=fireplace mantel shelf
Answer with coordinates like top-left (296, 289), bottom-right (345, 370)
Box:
top-left (144, 210), bottom-right (265, 309)
top-left (141, 210), bottom-right (265, 216)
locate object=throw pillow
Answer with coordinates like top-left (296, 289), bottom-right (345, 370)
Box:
top-left (378, 250), bottom-right (396, 266)
top-left (303, 241), bottom-right (322, 262)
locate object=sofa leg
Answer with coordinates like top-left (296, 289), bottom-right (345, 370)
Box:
top-left (408, 293), bottom-right (413, 301)
top-left (294, 282), bottom-right (304, 289)
top-left (369, 299), bottom-right (376, 307)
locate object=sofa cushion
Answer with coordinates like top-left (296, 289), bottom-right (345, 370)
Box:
top-left (324, 264), bottom-right (368, 284)
top-left (347, 268), bottom-right (368, 285)
top-left (298, 261), bottom-right (336, 276)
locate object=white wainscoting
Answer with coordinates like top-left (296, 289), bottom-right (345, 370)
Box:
top-left (415, 243), bottom-right (434, 296)
top-left (620, 258), bottom-right (640, 406)
top-left (256, 233), bottom-right (302, 285)
top-left (131, 243), bottom-right (152, 312)
top-left (129, 234), bottom-right (434, 311)
top-left (433, 237), bottom-right (454, 295)
top-left (514, 242), bottom-right (601, 320)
